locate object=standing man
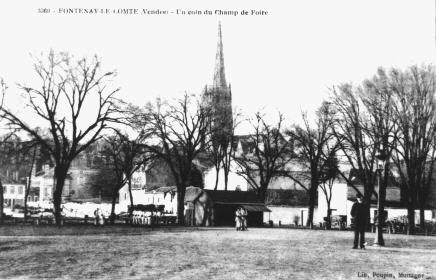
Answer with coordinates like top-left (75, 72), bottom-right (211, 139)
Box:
top-left (351, 194), bottom-right (368, 249)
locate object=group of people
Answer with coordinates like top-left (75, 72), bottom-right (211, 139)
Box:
top-left (235, 207), bottom-right (248, 231)
top-left (93, 208), bottom-right (105, 226)
top-left (131, 211), bottom-right (153, 225)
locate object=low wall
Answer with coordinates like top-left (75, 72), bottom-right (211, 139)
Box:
top-left (264, 206), bottom-right (319, 226)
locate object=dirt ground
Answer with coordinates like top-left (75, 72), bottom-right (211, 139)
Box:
top-left (0, 226), bottom-right (435, 280)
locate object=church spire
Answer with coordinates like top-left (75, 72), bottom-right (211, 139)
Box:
top-left (213, 22), bottom-right (227, 89)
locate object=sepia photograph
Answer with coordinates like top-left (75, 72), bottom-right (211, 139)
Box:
top-left (0, 0), bottom-right (435, 279)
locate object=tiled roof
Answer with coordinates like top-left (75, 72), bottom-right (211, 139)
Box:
top-left (265, 189), bottom-right (310, 207)
top-left (204, 189), bottom-right (261, 204)
top-left (347, 185), bottom-right (403, 207)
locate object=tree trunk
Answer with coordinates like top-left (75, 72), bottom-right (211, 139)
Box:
top-left (224, 170), bottom-right (229, 191)
top-left (24, 149), bottom-right (37, 224)
top-left (306, 183), bottom-right (317, 229)
top-left (53, 166), bottom-right (68, 226)
top-left (306, 205), bottom-right (314, 228)
top-left (257, 185), bottom-right (267, 203)
top-left (24, 178), bottom-right (30, 223)
top-left (375, 169), bottom-right (387, 246)
top-left (326, 205), bottom-right (331, 230)
top-left (177, 186), bottom-right (185, 225)
top-left (110, 189), bottom-right (118, 225)
top-left (363, 187), bottom-right (372, 231)
top-left (214, 167), bottom-right (220, 191)
top-left (407, 187), bottom-right (418, 235)
top-left (128, 178), bottom-right (134, 216)
top-left (419, 204), bottom-right (425, 229)
top-left (407, 206), bottom-right (415, 235)
top-left (418, 190), bottom-right (426, 229)
top-left (0, 179), bottom-right (4, 225)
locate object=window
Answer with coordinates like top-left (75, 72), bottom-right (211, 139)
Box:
top-left (3, 186), bottom-right (6, 193)
top-left (18, 186), bottom-right (23, 195)
top-left (10, 186), bottom-right (15, 194)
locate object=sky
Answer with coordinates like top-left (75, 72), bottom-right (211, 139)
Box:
top-left (0, 0), bottom-right (435, 133)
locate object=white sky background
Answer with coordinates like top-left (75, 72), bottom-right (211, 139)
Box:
top-left (0, 0), bottom-right (435, 134)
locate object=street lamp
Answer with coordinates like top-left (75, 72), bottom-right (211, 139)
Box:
top-left (373, 148), bottom-right (387, 247)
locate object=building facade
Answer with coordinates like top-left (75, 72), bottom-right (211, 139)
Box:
top-left (119, 185), bottom-right (177, 214)
top-left (30, 145), bottom-right (109, 205)
top-left (3, 184), bottom-right (28, 208)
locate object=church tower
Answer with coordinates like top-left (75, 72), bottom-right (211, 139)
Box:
top-left (202, 22), bottom-right (233, 141)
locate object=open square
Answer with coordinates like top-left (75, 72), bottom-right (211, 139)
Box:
top-left (0, 226), bottom-right (434, 279)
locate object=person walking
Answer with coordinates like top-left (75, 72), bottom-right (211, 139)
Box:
top-left (351, 193), bottom-right (368, 249)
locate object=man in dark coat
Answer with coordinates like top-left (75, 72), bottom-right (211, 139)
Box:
top-left (351, 194), bottom-right (368, 249)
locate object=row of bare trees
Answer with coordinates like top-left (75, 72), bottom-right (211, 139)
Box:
top-left (0, 50), bottom-right (295, 226)
top-left (269, 66), bottom-right (436, 233)
top-left (269, 66), bottom-right (436, 235)
top-left (197, 65), bottom-right (436, 234)
top-left (0, 51), bottom-right (435, 233)
top-left (330, 66), bottom-right (436, 235)
top-left (0, 51), bottom-right (215, 225)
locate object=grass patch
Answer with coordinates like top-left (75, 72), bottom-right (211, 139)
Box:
top-left (0, 226), bottom-right (434, 279)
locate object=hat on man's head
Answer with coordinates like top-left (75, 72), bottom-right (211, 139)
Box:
top-left (356, 193), bottom-right (363, 199)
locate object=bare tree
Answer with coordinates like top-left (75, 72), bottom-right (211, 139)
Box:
top-left (137, 94), bottom-right (210, 225)
top-left (390, 65), bottom-right (436, 235)
top-left (102, 130), bottom-right (151, 224)
top-left (286, 102), bottom-right (337, 228)
top-left (327, 66), bottom-right (436, 238)
top-left (207, 111), bottom-right (240, 190)
top-left (207, 124), bottom-right (225, 190)
top-left (319, 152), bottom-right (340, 229)
top-left (221, 113), bottom-right (241, 191)
top-left (330, 83), bottom-right (379, 217)
top-left (0, 51), bottom-right (123, 225)
top-left (233, 112), bottom-right (293, 201)
top-left (360, 67), bottom-right (398, 242)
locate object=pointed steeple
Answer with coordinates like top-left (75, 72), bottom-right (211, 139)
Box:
top-left (213, 22), bottom-right (227, 89)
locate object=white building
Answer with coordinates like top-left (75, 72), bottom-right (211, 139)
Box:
top-left (316, 182), bottom-right (349, 225)
top-left (30, 165), bottom-right (55, 204)
top-left (119, 185), bottom-right (177, 214)
top-left (3, 183), bottom-right (27, 208)
top-left (264, 180), bottom-right (436, 227)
